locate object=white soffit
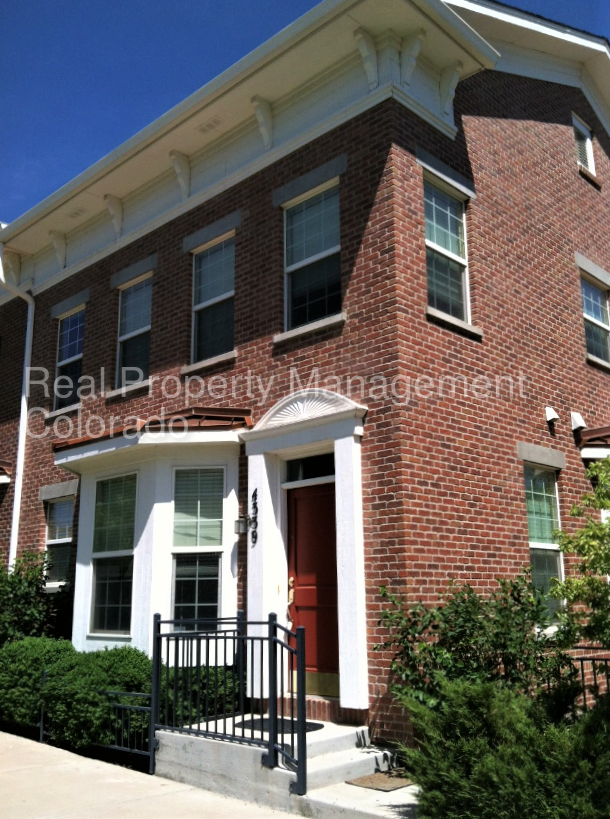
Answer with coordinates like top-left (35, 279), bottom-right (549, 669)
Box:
top-left (0, 0), bottom-right (496, 262)
top-left (445, 0), bottom-right (610, 133)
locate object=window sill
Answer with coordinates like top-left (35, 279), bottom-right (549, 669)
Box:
top-left (273, 312), bottom-right (346, 345)
top-left (180, 350), bottom-right (237, 375)
top-left (45, 403), bottom-right (81, 421)
top-left (587, 353), bottom-right (610, 372)
top-left (578, 165), bottom-right (601, 189)
top-left (45, 581), bottom-right (70, 594)
top-left (105, 378), bottom-right (151, 400)
top-left (86, 633), bottom-right (132, 641)
top-left (425, 306), bottom-right (483, 340)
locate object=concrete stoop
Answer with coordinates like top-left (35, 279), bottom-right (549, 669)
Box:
top-left (155, 720), bottom-right (419, 818)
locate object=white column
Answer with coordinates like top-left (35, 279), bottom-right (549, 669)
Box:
top-left (334, 434), bottom-right (369, 709)
top-left (247, 452), bottom-right (286, 697)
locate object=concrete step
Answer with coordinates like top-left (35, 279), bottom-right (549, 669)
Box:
top-left (304, 723), bottom-right (370, 758)
top-left (306, 745), bottom-right (396, 791)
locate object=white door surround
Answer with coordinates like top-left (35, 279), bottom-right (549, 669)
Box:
top-left (240, 390), bottom-right (369, 710)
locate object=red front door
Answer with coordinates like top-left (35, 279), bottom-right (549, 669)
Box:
top-left (287, 483), bottom-right (339, 695)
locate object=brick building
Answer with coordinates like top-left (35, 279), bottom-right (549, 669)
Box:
top-left (1, 0), bottom-right (610, 735)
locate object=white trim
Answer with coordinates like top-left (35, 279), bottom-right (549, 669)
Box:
top-left (115, 269), bottom-right (154, 291)
top-left (193, 291), bottom-right (234, 313)
top-left (104, 378), bottom-right (152, 400)
top-left (91, 549), bottom-right (135, 560)
top-left (180, 350), bottom-right (237, 375)
top-left (117, 324), bottom-right (152, 344)
top-left (285, 244), bottom-right (341, 275)
top-left (425, 239), bottom-right (467, 267)
top-left (54, 302), bottom-right (87, 321)
top-left (45, 402), bottom-right (82, 419)
top-left (280, 177), bottom-right (340, 211)
top-left (582, 447), bottom-right (610, 459)
top-left (188, 229), bottom-right (236, 257)
top-left (587, 353), bottom-right (610, 372)
top-left (425, 306), bottom-right (483, 338)
top-left (0, 475), bottom-right (10, 485)
top-left (281, 475), bottom-right (336, 490)
top-left (274, 312), bottom-right (346, 345)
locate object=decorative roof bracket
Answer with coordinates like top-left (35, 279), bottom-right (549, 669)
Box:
top-left (354, 28), bottom-right (378, 91)
top-left (251, 96), bottom-right (274, 151)
top-left (49, 230), bottom-right (67, 268)
top-left (169, 150), bottom-right (191, 200)
top-left (401, 29), bottom-right (426, 89)
top-left (440, 61), bottom-right (463, 116)
top-left (104, 194), bottom-right (123, 239)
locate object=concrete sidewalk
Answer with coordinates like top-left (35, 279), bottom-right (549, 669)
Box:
top-left (0, 731), bottom-right (296, 819)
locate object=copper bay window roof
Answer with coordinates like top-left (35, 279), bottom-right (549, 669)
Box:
top-left (52, 406), bottom-right (253, 452)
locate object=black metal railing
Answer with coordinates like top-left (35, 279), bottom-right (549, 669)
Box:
top-left (573, 647), bottom-right (610, 711)
top-left (102, 691), bottom-right (155, 773)
top-left (151, 610), bottom-right (307, 794)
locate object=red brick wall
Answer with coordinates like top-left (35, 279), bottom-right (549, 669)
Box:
top-left (2, 70), bottom-right (610, 740)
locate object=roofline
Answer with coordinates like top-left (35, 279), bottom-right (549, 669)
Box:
top-left (446, 0), bottom-right (610, 54)
top-left (0, 0), bottom-right (497, 244)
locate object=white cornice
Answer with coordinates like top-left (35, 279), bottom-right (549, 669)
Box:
top-left (21, 80), bottom-right (456, 300)
top-left (0, 0), bottom-right (496, 260)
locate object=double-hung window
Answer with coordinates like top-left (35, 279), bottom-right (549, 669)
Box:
top-left (46, 498), bottom-right (74, 585)
top-left (117, 277), bottom-right (152, 388)
top-left (582, 277), bottom-right (610, 364)
top-left (55, 309), bottom-right (85, 410)
top-left (284, 184), bottom-right (341, 330)
top-left (192, 236), bottom-right (234, 362)
top-left (424, 181), bottom-right (469, 322)
top-left (524, 465), bottom-right (563, 617)
top-left (91, 474), bottom-right (137, 634)
top-left (573, 115), bottom-right (595, 175)
top-left (173, 468), bottom-right (224, 628)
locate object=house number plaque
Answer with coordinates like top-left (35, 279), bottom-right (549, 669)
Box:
top-left (250, 488), bottom-right (258, 544)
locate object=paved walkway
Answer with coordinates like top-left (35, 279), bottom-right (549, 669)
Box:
top-left (0, 731), bottom-right (296, 819)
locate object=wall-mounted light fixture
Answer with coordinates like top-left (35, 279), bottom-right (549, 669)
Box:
top-left (234, 515), bottom-right (251, 535)
top-left (571, 412), bottom-right (587, 431)
top-left (545, 406), bottom-right (560, 423)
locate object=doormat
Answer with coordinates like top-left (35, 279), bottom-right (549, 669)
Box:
top-left (233, 718), bottom-right (324, 734)
top-left (347, 771), bottom-right (412, 791)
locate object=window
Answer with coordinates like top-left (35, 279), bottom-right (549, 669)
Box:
top-left (573, 115), bottom-right (595, 175)
top-left (91, 474), bottom-right (137, 634)
top-left (55, 309), bottom-right (85, 410)
top-left (117, 277), bottom-right (151, 388)
top-left (285, 184), bottom-right (341, 330)
top-left (581, 278), bottom-right (610, 363)
top-left (424, 181), bottom-right (469, 322)
top-left (524, 465), bottom-right (563, 617)
top-left (174, 553), bottom-right (221, 623)
top-left (46, 498), bottom-right (74, 584)
top-left (192, 236), bottom-right (234, 362)
top-left (173, 468), bottom-right (224, 627)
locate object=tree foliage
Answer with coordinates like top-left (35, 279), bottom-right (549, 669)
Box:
top-left (0, 553), bottom-right (55, 646)
top-left (554, 458), bottom-right (610, 648)
top-left (379, 574), bottom-right (575, 709)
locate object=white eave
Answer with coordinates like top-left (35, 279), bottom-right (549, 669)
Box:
top-left (445, 0), bottom-right (610, 135)
top-left (0, 0), bottom-right (496, 267)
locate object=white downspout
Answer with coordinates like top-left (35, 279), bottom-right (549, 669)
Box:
top-left (0, 246), bottom-right (35, 566)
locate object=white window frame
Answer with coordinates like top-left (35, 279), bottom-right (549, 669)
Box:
top-left (45, 497), bottom-right (75, 590)
top-left (190, 231), bottom-right (235, 365)
top-left (524, 464), bottom-right (564, 616)
top-left (581, 273), bottom-right (610, 365)
top-left (170, 466), bottom-right (227, 624)
top-left (423, 174), bottom-right (472, 325)
top-left (282, 178), bottom-right (341, 331)
top-left (573, 114), bottom-right (596, 175)
top-left (89, 471), bottom-right (138, 636)
top-left (55, 305), bottom-right (85, 411)
top-left (115, 272), bottom-right (152, 389)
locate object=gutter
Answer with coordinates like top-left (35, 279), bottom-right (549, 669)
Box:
top-left (0, 245), bottom-right (35, 566)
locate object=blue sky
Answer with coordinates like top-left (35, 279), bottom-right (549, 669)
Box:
top-left (0, 0), bottom-right (608, 224)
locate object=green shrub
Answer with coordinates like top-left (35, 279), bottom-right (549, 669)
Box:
top-left (379, 575), bottom-right (576, 709)
top-left (401, 681), bottom-right (606, 819)
top-left (0, 636), bottom-right (77, 729)
top-left (0, 554), bottom-right (55, 646)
